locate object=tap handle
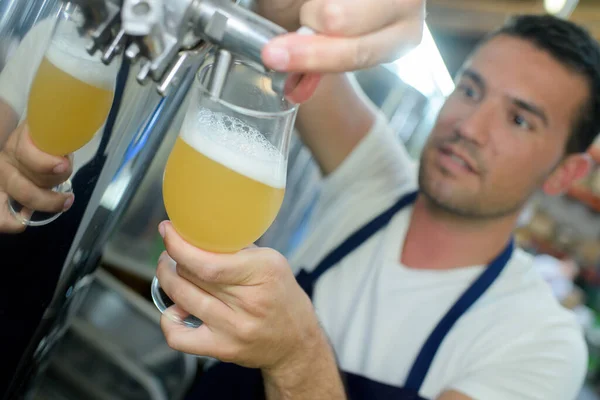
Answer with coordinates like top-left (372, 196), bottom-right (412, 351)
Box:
top-left (157, 43), bottom-right (212, 96)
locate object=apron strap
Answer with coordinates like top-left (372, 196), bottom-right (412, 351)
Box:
top-left (403, 239), bottom-right (515, 391)
top-left (297, 190), bottom-right (418, 298)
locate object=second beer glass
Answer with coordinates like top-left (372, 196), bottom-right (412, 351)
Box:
top-left (9, 2), bottom-right (119, 226)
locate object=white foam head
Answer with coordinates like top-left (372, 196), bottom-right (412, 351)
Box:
top-left (45, 22), bottom-right (118, 90)
top-left (181, 108), bottom-right (286, 188)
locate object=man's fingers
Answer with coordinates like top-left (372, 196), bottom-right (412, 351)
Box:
top-left (14, 126), bottom-right (72, 187)
top-left (160, 221), bottom-right (286, 286)
top-left (156, 252), bottom-right (235, 327)
top-left (1, 165), bottom-right (73, 213)
top-left (160, 221), bottom-right (252, 285)
top-left (0, 193), bottom-right (25, 233)
top-left (284, 73), bottom-right (322, 104)
top-left (161, 315), bottom-right (219, 357)
top-left (263, 20), bottom-right (423, 73)
top-left (299, 0), bottom-right (422, 37)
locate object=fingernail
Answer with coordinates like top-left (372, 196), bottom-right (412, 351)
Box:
top-left (163, 307), bottom-right (184, 325)
top-left (158, 222), bottom-right (166, 238)
top-left (264, 46), bottom-right (290, 70)
top-left (158, 251), bottom-right (168, 264)
top-left (296, 27), bottom-right (315, 36)
top-left (158, 252), bottom-right (177, 270)
top-left (63, 195), bottom-right (74, 211)
top-left (53, 163), bottom-right (68, 174)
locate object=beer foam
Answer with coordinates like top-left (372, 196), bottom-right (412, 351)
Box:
top-left (45, 23), bottom-right (117, 90)
top-left (181, 108), bottom-right (286, 188)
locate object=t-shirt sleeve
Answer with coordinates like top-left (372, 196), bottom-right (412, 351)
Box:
top-left (449, 324), bottom-right (588, 400)
top-left (0, 19), bottom-right (53, 118)
top-left (314, 111), bottom-right (418, 216)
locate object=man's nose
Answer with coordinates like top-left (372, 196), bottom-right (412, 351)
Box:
top-left (455, 100), bottom-right (496, 146)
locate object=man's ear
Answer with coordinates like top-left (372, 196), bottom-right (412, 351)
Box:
top-left (542, 153), bottom-right (593, 196)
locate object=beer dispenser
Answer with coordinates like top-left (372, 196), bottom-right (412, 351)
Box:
top-left (0, 0), bottom-right (297, 398)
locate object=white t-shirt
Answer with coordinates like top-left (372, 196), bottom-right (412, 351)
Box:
top-left (287, 114), bottom-right (588, 400)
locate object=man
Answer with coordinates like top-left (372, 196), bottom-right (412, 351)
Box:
top-left (156, 13), bottom-right (597, 400)
top-left (0, 5), bottom-right (593, 400)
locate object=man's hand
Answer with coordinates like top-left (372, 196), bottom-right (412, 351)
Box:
top-left (0, 122), bottom-right (73, 233)
top-left (260, 0), bottom-right (426, 73)
top-left (157, 221), bottom-right (345, 398)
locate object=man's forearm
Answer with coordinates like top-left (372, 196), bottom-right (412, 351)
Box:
top-left (262, 327), bottom-right (346, 400)
top-left (295, 73), bottom-right (377, 176)
top-left (0, 99), bottom-right (18, 149)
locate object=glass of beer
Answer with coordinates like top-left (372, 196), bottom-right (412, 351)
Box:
top-left (8, 2), bottom-right (119, 226)
top-left (151, 56), bottom-right (298, 327)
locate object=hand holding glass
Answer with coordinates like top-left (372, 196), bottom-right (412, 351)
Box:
top-left (151, 57), bottom-right (298, 327)
top-left (8, 2), bottom-right (119, 226)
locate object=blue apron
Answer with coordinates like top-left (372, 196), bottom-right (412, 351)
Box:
top-left (185, 190), bottom-right (514, 400)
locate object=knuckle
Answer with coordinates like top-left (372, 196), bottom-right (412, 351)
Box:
top-left (216, 343), bottom-right (239, 363)
top-left (353, 40), bottom-right (374, 70)
top-left (163, 235), bottom-right (178, 257)
top-left (246, 294), bottom-right (270, 318)
top-left (14, 138), bottom-right (39, 172)
top-left (156, 260), bottom-right (169, 281)
top-left (10, 176), bottom-right (34, 206)
top-left (161, 324), bottom-right (180, 350)
top-left (236, 318), bottom-right (260, 343)
top-left (168, 284), bottom-right (188, 307)
top-left (262, 249), bottom-right (287, 269)
top-left (262, 250), bottom-right (288, 277)
top-left (197, 263), bottom-right (222, 283)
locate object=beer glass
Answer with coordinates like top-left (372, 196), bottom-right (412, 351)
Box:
top-left (8, 2), bottom-right (119, 226)
top-left (151, 56), bottom-right (298, 327)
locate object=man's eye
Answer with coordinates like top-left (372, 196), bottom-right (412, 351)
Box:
top-left (513, 114), bottom-right (532, 130)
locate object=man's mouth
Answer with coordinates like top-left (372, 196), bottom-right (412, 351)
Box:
top-left (437, 145), bottom-right (479, 175)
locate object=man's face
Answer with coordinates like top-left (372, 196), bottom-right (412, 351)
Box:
top-left (419, 35), bottom-right (590, 219)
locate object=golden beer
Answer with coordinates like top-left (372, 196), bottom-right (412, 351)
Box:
top-left (28, 43), bottom-right (115, 156)
top-left (163, 110), bottom-right (286, 253)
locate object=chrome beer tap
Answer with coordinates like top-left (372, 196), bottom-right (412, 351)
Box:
top-left (70, 0), bottom-right (291, 96)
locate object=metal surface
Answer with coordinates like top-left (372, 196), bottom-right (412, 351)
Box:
top-left (66, 0), bottom-right (295, 96)
top-left (32, 269), bottom-right (197, 400)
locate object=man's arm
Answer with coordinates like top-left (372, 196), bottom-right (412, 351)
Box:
top-left (156, 223), bottom-right (348, 399)
top-left (0, 98), bottom-right (18, 148)
top-left (295, 73), bottom-right (378, 176)
top-left (262, 326), bottom-right (346, 400)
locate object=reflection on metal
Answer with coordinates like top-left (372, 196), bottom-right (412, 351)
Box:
top-left (32, 269), bottom-right (196, 400)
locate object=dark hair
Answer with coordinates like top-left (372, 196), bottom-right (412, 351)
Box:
top-left (484, 14), bottom-right (600, 154)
